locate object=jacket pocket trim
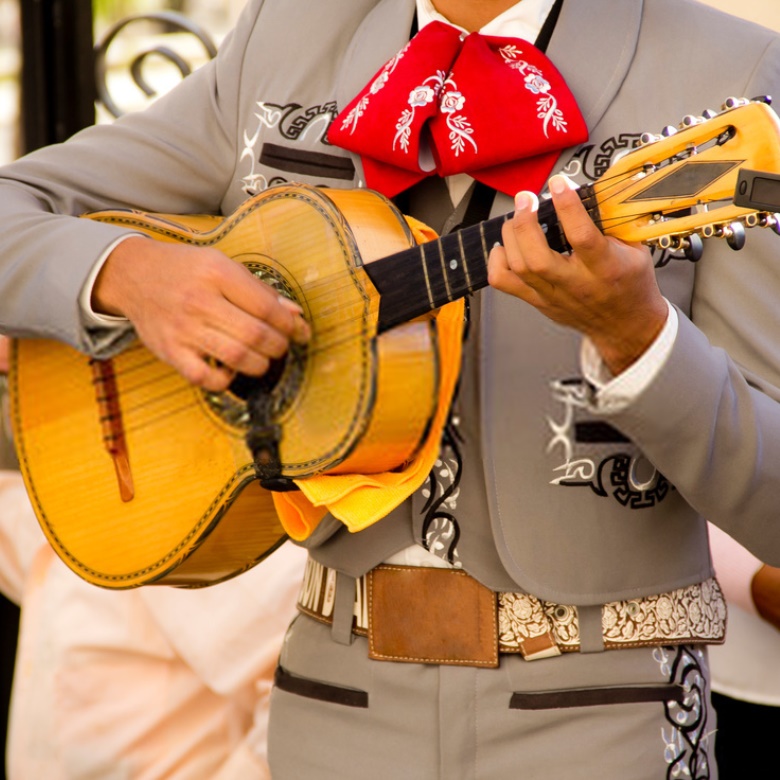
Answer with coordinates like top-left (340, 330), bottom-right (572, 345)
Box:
top-left (260, 143), bottom-right (355, 180)
top-left (509, 684), bottom-right (685, 710)
top-left (274, 665), bottom-right (369, 708)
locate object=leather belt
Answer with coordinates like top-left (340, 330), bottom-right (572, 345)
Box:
top-left (297, 560), bottom-right (727, 667)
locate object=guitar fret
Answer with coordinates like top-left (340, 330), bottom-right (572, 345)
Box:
top-left (457, 231), bottom-right (474, 292)
top-left (478, 222), bottom-right (490, 284)
top-left (437, 241), bottom-right (453, 302)
top-left (418, 243), bottom-right (435, 310)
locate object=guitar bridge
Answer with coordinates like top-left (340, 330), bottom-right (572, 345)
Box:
top-left (90, 357), bottom-right (135, 502)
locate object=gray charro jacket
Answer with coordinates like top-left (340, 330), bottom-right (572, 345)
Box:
top-left (2, 0), bottom-right (780, 604)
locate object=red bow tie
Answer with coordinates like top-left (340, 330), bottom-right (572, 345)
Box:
top-left (328, 21), bottom-right (588, 198)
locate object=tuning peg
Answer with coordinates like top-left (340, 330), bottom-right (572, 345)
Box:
top-left (678, 114), bottom-right (703, 129)
top-left (655, 233), bottom-right (703, 261)
top-left (702, 108), bottom-right (718, 119)
top-left (722, 222), bottom-right (746, 250)
top-left (638, 132), bottom-right (662, 146)
top-left (682, 234), bottom-right (704, 261)
top-left (760, 212), bottom-right (780, 236)
top-left (661, 125), bottom-right (677, 137)
top-left (722, 96), bottom-right (749, 110)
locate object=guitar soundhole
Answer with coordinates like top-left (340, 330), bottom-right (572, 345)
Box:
top-left (227, 355), bottom-right (288, 402)
top-left (201, 257), bottom-right (308, 430)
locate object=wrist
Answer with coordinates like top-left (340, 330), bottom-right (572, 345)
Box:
top-left (589, 301), bottom-right (668, 376)
top-left (91, 235), bottom-right (149, 317)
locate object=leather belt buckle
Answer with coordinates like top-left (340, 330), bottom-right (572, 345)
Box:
top-left (366, 565), bottom-right (499, 668)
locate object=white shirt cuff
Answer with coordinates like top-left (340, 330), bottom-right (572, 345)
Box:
top-left (78, 234), bottom-right (143, 327)
top-left (581, 299), bottom-right (678, 413)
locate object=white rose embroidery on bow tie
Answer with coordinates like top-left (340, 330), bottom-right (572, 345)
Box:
top-left (340, 44), bottom-right (409, 135)
top-left (394, 71), bottom-right (446, 153)
top-left (393, 71), bottom-right (478, 159)
top-left (439, 76), bottom-right (477, 157)
top-left (498, 44), bottom-right (568, 138)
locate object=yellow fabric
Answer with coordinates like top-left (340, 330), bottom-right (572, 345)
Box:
top-left (273, 217), bottom-right (464, 541)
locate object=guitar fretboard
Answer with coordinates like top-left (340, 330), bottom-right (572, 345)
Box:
top-left (364, 196), bottom-right (572, 333)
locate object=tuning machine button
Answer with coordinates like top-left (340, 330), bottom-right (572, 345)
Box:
top-left (638, 132), bottom-right (662, 146)
top-left (722, 222), bottom-right (746, 250)
top-left (678, 114), bottom-right (703, 129)
top-left (655, 233), bottom-right (703, 261)
top-left (703, 222), bottom-right (746, 249)
top-left (760, 212), bottom-right (780, 236)
top-left (722, 96), bottom-right (749, 110)
top-left (682, 234), bottom-right (704, 261)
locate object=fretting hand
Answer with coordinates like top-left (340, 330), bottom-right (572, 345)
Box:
top-left (92, 237), bottom-right (311, 392)
top-left (488, 174), bottom-right (669, 376)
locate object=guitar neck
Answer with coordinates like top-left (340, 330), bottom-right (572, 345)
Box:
top-left (365, 195), bottom-right (574, 334)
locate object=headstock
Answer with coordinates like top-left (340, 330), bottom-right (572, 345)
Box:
top-left (587, 97), bottom-right (780, 259)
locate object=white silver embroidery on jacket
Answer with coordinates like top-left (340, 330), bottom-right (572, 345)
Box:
top-left (420, 419), bottom-right (463, 567)
top-left (546, 378), bottom-right (672, 508)
top-left (547, 378), bottom-right (596, 485)
top-left (655, 646), bottom-right (714, 779)
top-left (240, 102), bottom-right (281, 194)
top-left (240, 101), bottom-right (337, 194)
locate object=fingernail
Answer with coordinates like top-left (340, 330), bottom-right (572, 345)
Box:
top-left (278, 294), bottom-right (302, 312)
top-left (514, 191), bottom-right (539, 213)
top-left (549, 174), bottom-right (578, 195)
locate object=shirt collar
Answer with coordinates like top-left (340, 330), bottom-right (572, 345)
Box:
top-left (416, 0), bottom-right (558, 40)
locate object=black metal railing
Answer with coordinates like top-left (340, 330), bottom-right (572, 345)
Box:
top-left (95, 10), bottom-right (216, 118)
top-left (20, 0), bottom-right (96, 153)
top-left (19, 1), bottom-right (217, 152)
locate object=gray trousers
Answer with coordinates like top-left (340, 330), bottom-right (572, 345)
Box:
top-left (268, 614), bottom-right (716, 779)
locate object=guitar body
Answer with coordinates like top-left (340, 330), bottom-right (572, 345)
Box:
top-left (10, 185), bottom-right (440, 588)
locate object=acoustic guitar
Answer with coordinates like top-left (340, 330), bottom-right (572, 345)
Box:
top-left (9, 98), bottom-right (780, 588)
